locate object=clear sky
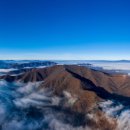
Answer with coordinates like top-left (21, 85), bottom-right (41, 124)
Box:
top-left (0, 0), bottom-right (130, 60)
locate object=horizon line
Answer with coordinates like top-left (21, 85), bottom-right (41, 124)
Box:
top-left (0, 59), bottom-right (130, 61)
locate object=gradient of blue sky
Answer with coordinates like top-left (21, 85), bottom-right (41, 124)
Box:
top-left (0, 0), bottom-right (130, 60)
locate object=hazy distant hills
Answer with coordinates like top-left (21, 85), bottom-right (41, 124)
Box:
top-left (0, 60), bottom-right (57, 69)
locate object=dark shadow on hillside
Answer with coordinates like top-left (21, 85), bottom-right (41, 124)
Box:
top-left (66, 68), bottom-right (130, 106)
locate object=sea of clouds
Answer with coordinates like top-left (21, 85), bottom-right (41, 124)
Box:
top-left (56, 60), bottom-right (130, 75)
top-left (100, 100), bottom-right (130, 130)
top-left (0, 80), bottom-right (92, 130)
top-left (0, 79), bottom-right (130, 130)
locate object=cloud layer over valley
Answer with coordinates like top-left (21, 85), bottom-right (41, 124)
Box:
top-left (0, 79), bottom-right (129, 130)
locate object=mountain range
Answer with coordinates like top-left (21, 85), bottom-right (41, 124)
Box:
top-left (1, 64), bottom-right (130, 129)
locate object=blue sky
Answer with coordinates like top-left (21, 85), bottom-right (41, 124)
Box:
top-left (0, 0), bottom-right (130, 60)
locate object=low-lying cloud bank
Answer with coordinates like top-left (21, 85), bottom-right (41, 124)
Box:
top-left (100, 100), bottom-right (130, 130)
top-left (0, 80), bottom-right (130, 130)
top-left (0, 80), bottom-right (92, 130)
